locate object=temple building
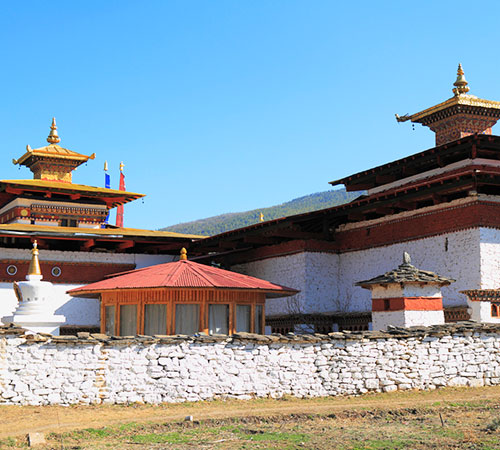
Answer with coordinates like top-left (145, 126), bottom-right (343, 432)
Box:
top-left (0, 119), bottom-right (201, 333)
top-left (189, 65), bottom-right (500, 333)
top-left (68, 248), bottom-right (297, 336)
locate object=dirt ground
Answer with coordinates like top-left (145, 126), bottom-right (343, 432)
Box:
top-left (1, 385), bottom-right (499, 441)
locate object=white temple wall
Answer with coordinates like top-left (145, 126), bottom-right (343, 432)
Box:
top-left (479, 228), bottom-right (500, 289)
top-left (233, 229), bottom-right (480, 316)
top-left (0, 250), bottom-right (175, 327)
top-left (233, 253), bottom-right (308, 316)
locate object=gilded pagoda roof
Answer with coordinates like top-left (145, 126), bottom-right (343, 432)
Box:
top-left (13, 143), bottom-right (94, 166)
top-left (396, 94), bottom-right (500, 125)
top-left (396, 64), bottom-right (500, 125)
top-left (356, 253), bottom-right (455, 288)
top-left (13, 118), bottom-right (95, 166)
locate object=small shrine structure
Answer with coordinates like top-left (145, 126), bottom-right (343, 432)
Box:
top-left (460, 289), bottom-right (500, 323)
top-left (2, 241), bottom-right (65, 335)
top-left (68, 249), bottom-right (298, 336)
top-left (396, 64), bottom-right (500, 145)
top-left (356, 253), bottom-right (454, 330)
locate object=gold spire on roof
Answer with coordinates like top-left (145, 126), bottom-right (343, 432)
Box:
top-left (119, 161), bottom-right (125, 172)
top-left (180, 247), bottom-right (188, 261)
top-left (452, 63), bottom-right (470, 96)
top-left (104, 161), bottom-right (108, 171)
top-left (259, 212), bottom-right (264, 222)
top-left (28, 240), bottom-right (42, 276)
top-left (47, 118), bottom-right (61, 144)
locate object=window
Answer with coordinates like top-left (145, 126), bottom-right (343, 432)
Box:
top-left (209, 304), bottom-right (229, 335)
top-left (492, 303), bottom-right (500, 317)
top-left (175, 304), bottom-right (199, 335)
top-left (236, 305), bottom-right (251, 333)
top-left (105, 305), bottom-right (115, 335)
top-left (255, 305), bottom-right (263, 334)
top-left (144, 304), bottom-right (167, 335)
top-left (120, 304), bottom-right (137, 336)
top-left (60, 219), bottom-right (68, 227)
top-left (69, 219), bottom-right (77, 227)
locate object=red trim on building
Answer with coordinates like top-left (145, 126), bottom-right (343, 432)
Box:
top-left (335, 200), bottom-right (500, 252)
top-left (372, 297), bottom-right (443, 312)
top-left (0, 261), bottom-right (135, 284)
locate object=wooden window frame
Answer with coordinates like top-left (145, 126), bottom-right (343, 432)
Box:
top-left (173, 302), bottom-right (202, 335)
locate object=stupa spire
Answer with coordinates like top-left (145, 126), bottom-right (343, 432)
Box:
top-left (452, 63), bottom-right (470, 96)
top-left (180, 247), bottom-right (188, 261)
top-left (47, 117), bottom-right (61, 144)
top-left (28, 240), bottom-right (42, 276)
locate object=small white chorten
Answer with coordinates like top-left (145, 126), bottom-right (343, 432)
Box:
top-left (2, 241), bottom-right (66, 335)
top-left (356, 252), bottom-right (454, 331)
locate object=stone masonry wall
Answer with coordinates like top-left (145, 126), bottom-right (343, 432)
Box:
top-left (1, 322), bottom-right (500, 405)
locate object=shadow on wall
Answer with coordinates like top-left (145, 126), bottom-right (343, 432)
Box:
top-left (55, 297), bottom-right (100, 326)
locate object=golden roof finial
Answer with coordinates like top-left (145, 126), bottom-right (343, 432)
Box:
top-left (47, 117), bottom-right (61, 144)
top-left (104, 161), bottom-right (108, 172)
top-left (119, 161), bottom-right (125, 172)
top-left (180, 247), bottom-right (188, 261)
top-left (28, 240), bottom-right (42, 276)
top-left (259, 212), bottom-right (264, 222)
top-left (452, 63), bottom-right (470, 96)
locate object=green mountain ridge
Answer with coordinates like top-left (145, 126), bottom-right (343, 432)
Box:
top-left (160, 189), bottom-right (362, 237)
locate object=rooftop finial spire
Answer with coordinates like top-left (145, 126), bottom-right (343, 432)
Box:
top-left (180, 247), bottom-right (188, 261)
top-left (28, 240), bottom-right (42, 276)
top-left (47, 117), bottom-right (61, 144)
top-left (452, 63), bottom-right (470, 96)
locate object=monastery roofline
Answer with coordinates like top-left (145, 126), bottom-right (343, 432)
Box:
top-left (329, 133), bottom-right (499, 190)
top-left (0, 179), bottom-right (144, 207)
top-left (0, 223), bottom-right (204, 240)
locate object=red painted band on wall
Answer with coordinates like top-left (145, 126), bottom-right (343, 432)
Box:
top-left (372, 297), bottom-right (443, 312)
top-left (0, 260), bottom-right (135, 284)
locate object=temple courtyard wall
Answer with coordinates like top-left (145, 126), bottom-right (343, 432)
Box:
top-left (0, 250), bottom-right (174, 327)
top-left (1, 323), bottom-right (500, 406)
top-left (233, 228), bottom-right (488, 316)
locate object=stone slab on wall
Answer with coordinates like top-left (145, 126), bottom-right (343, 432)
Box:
top-left (1, 323), bottom-right (500, 406)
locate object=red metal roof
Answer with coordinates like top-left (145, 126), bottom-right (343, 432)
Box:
top-left (68, 259), bottom-right (298, 298)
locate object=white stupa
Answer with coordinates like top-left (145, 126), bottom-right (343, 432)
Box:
top-left (2, 241), bottom-right (65, 335)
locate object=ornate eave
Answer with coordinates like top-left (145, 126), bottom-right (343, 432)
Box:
top-left (396, 94), bottom-right (500, 125)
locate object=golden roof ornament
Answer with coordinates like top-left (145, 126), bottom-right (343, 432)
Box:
top-left (119, 161), bottom-right (125, 172)
top-left (104, 161), bottom-right (108, 172)
top-left (28, 240), bottom-right (42, 276)
top-left (452, 63), bottom-right (470, 96)
top-left (180, 247), bottom-right (188, 261)
top-left (259, 212), bottom-right (264, 222)
top-left (47, 117), bottom-right (61, 144)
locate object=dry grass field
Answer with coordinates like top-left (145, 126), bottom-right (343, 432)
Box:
top-left (0, 386), bottom-right (499, 449)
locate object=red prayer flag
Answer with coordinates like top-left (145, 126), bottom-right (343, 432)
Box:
top-left (116, 170), bottom-right (125, 227)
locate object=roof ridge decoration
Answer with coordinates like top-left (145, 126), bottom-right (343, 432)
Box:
top-left (452, 63), bottom-right (469, 96)
top-left (395, 64), bottom-right (500, 146)
top-left (356, 252), bottom-right (455, 287)
top-left (47, 117), bottom-right (61, 144)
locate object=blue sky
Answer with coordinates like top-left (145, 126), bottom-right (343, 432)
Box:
top-left (2, 1), bottom-right (500, 229)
